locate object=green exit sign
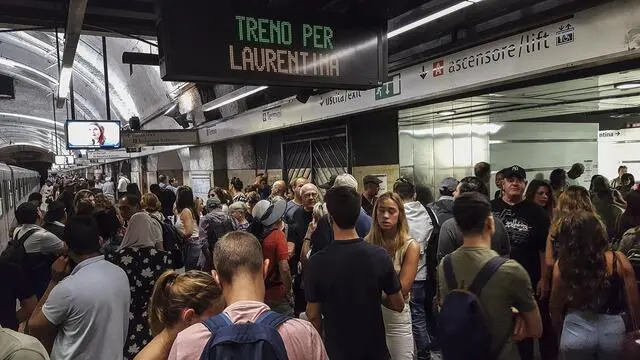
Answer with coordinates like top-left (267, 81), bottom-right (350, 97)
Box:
top-left (375, 74), bottom-right (401, 101)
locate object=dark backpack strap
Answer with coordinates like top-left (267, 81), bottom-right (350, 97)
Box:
top-left (425, 206), bottom-right (440, 230)
top-left (468, 257), bottom-right (508, 296)
top-left (443, 255), bottom-right (458, 291)
top-left (256, 310), bottom-right (289, 328)
top-left (201, 313), bottom-right (233, 334)
top-left (14, 228), bottom-right (39, 246)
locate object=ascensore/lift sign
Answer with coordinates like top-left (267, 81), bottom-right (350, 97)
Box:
top-left (157, 1), bottom-right (387, 90)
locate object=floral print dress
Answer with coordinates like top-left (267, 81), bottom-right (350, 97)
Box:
top-left (106, 247), bottom-right (173, 359)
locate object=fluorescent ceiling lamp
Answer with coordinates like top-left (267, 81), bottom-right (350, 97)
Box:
top-left (58, 66), bottom-right (73, 99)
top-left (388, 1), bottom-right (475, 39)
top-left (615, 82), bottom-right (640, 90)
top-left (437, 110), bottom-right (457, 116)
top-left (0, 112), bottom-right (65, 130)
top-left (163, 103), bottom-right (178, 116)
top-left (203, 86), bottom-right (268, 112)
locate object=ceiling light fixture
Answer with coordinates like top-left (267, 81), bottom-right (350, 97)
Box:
top-left (388, 1), bottom-right (479, 39)
top-left (615, 82), bottom-right (640, 90)
top-left (203, 86), bottom-right (268, 112)
top-left (57, 66), bottom-right (73, 99)
top-left (163, 103), bottom-right (178, 116)
top-left (437, 110), bottom-right (457, 116)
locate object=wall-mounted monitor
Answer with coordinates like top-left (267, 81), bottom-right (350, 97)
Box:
top-left (66, 120), bottom-right (121, 149)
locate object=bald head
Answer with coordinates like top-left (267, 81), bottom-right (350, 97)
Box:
top-left (300, 183), bottom-right (319, 211)
top-left (213, 231), bottom-right (264, 284)
top-left (271, 180), bottom-right (287, 197)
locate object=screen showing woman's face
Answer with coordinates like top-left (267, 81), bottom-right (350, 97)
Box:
top-left (89, 125), bottom-right (101, 139)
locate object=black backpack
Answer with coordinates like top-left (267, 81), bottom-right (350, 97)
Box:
top-left (153, 217), bottom-right (184, 269)
top-left (1, 228), bottom-right (39, 269)
top-left (200, 311), bottom-right (289, 360)
top-left (439, 255), bottom-right (507, 360)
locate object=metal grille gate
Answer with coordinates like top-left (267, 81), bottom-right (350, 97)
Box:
top-left (281, 127), bottom-right (349, 187)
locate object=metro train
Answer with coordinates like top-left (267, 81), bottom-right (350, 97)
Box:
top-left (0, 163), bottom-right (41, 253)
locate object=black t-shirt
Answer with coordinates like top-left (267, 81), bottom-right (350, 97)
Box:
top-left (491, 198), bottom-right (550, 284)
top-left (0, 260), bottom-right (34, 330)
top-left (287, 206), bottom-right (312, 268)
top-left (361, 194), bottom-right (374, 217)
top-left (305, 238), bottom-right (401, 360)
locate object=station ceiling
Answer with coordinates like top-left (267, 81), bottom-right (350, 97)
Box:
top-left (0, 0), bottom-right (616, 154)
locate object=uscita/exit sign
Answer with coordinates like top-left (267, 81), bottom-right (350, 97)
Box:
top-left (375, 74), bottom-right (401, 101)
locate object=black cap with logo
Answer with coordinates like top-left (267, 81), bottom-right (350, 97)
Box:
top-left (502, 165), bottom-right (526, 180)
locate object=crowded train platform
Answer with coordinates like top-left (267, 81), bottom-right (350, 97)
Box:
top-left (1, 0), bottom-right (640, 359)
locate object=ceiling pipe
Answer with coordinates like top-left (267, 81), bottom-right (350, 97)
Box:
top-left (56, 0), bottom-right (88, 108)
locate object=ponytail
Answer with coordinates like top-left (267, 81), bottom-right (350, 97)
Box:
top-left (148, 270), bottom-right (180, 336)
top-left (147, 270), bottom-right (222, 336)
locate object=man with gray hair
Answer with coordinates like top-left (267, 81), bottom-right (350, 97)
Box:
top-left (199, 197), bottom-right (235, 270)
top-left (306, 173), bottom-right (372, 260)
top-left (287, 183), bottom-right (319, 315)
top-left (270, 180), bottom-right (287, 200)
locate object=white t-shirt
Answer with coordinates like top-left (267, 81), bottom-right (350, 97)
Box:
top-left (42, 256), bottom-right (130, 360)
top-left (117, 177), bottom-right (130, 193)
top-left (13, 225), bottom-right (65, 254)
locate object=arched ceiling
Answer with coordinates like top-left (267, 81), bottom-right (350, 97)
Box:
top-left (0, 143), bottom-right (56, 164)
top-left (0, 29), bottom-right (193, 153)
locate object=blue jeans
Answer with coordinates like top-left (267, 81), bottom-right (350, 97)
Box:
top-left (410, 280), bottom-right (432, 360)
top-left (559, 311), bottom-right (626, 360)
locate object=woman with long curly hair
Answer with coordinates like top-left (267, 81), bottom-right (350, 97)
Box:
top-left (543, 186), bottom-right (597, 275)
top-left (550, 211), bottom-right (640, 359)
top-left (365, 192), bottom-right (419, 360)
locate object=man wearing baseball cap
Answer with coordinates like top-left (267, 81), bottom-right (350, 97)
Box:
top-left (251, 199), bottom-right (293, 315)
top-left (429, 177), bottom-right (458, 224)
top-left (490, 165), bottom-right (550, 360)
top-left (362, 175), bottom-right (383, 217)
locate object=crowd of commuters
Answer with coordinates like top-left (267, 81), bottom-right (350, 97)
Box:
top-left (1, 165), bottom-right (640, 360)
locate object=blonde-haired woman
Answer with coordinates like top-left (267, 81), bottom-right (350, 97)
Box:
top-left (134, 270), bottom-right (225, 360)
top-left (366, 192), bottom-right (420, 360)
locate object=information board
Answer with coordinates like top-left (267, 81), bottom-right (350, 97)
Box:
top-left (121, 130), bottom-right (198, 148)
top-left (158, 1), bottom-right (386, 89)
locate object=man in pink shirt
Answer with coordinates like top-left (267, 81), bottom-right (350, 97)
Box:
top-left (169, 231), bottom-right (327, 360)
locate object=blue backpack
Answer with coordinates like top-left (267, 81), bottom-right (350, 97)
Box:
top-left (199, 311), bottom-right (289, 360)
top-left (439, 255), bottom-right (507, 360)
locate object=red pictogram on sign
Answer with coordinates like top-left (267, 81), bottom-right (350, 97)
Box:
top-left (432, 60), bottom-right (445, 77)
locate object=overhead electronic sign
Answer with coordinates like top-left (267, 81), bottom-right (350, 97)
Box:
top-left (121, 130), bottom-right (198, 148)
top-left (157, 1), bottom-right (387, 90)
